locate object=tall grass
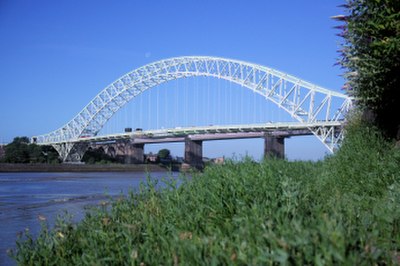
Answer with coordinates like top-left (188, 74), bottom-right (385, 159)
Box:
top-left (11, 124), bottom-right (400, 265)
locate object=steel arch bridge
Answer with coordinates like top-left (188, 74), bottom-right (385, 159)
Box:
top-left (32, 56), bottom-right (353, 161)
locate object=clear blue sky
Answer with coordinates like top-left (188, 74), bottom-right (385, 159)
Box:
top-left (0, 0), bottom-right (347, 161)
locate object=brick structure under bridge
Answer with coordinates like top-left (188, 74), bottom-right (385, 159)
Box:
top-left (89, 140), bottom-right (144, 164)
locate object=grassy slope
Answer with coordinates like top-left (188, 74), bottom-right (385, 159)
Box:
top-left (11, 125), bottom-right (400, 265)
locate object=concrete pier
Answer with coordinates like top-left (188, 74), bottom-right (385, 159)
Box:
top-left (184, 137), bottom-right (204, 170)
top-left (264, 135), bottom-right (285, 159)
top-left (125, 143), bottom-right (144, 164)
top-left (81, 127), bottom-right (314, 167)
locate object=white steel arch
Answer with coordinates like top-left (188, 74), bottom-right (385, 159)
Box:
top-left (33, 56), bottom-right (353, 161)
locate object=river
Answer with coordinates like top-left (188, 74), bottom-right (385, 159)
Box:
top-left (0, 171), bottom-right (179, 266)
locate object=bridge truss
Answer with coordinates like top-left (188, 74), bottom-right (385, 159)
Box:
top-left (32, 56), bottom-right (353, 161)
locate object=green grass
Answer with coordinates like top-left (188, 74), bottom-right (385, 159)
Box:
top-left (11, 125), bottom-right (400, 265)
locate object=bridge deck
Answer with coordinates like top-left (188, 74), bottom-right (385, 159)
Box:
top-left (39, 121), bottom-right (342, 145)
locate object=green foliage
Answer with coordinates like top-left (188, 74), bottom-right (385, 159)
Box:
top-left (4, 137), bottom-right (30, 163)
top-left (3, 137), bottom-right (59, 163)
top-left (11, 125), bottom-right (400, 264)
top-left (335, 0), bottom-right (400, 139)
top-left (40, 145), bottom-right (61, 164)
top-left (158, 148), bottom-right (171, 160)
top-left (325, 119), bottom-right (398, 196)
top-left (82, 147), bottom-right (117, 164)
top-left (8, 3), bottom-right (400, 264)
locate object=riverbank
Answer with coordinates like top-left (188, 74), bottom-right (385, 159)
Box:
top-left (0, 163), bottom-right (170, 172)
top-left (0, 171), bottom-right (177, 266)
top-left (9, 126), bottom-right (400, 265)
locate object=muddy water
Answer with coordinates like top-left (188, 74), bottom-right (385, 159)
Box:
top-left (0, 171), bottom-right (178, 266)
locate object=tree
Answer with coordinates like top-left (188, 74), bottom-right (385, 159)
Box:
top-left (28, 144), bottom-right (43, 163)
top-left (82, 147), bottom-right (116, 164)
top-left (334, 0), bottom-right (400, 139)
top-left (39, 145), bottom-right (60, 164)
top-left (3, 137), bottom-right (60, 163)
top-left (4, 137), bottom-right (30, 163)
top-left (157, 149), bottom-right (171, 160)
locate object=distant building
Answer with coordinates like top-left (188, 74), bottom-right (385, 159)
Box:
top-left (145, 153), bottom-right (158, 163)
top-left (212, 157), bottom-right (225, 164)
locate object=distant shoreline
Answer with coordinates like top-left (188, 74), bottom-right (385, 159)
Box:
top-left (0, 163), bottom-right (170, 173)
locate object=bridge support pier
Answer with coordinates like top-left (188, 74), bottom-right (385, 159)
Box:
top-left (125, 142), bottom-right (144, 164)
top-left (184, 137), bottom-right (204, 170)
top-left (264, 134), bottom-right (285, 159)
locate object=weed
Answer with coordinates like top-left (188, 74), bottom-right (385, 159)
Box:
top-left (11, 125), bottom-right (400, 265)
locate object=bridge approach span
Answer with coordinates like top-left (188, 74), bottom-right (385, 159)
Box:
top-left (56, 122), bottom-right (339, 168)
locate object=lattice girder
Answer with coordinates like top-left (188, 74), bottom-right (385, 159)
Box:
top-left (33, 56), bottom-right (353, 156)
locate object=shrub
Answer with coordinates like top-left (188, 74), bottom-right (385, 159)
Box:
top-left (11, 130), bottom-right (400, 264)
top-left (335, 0), bottom-right (400, 139)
